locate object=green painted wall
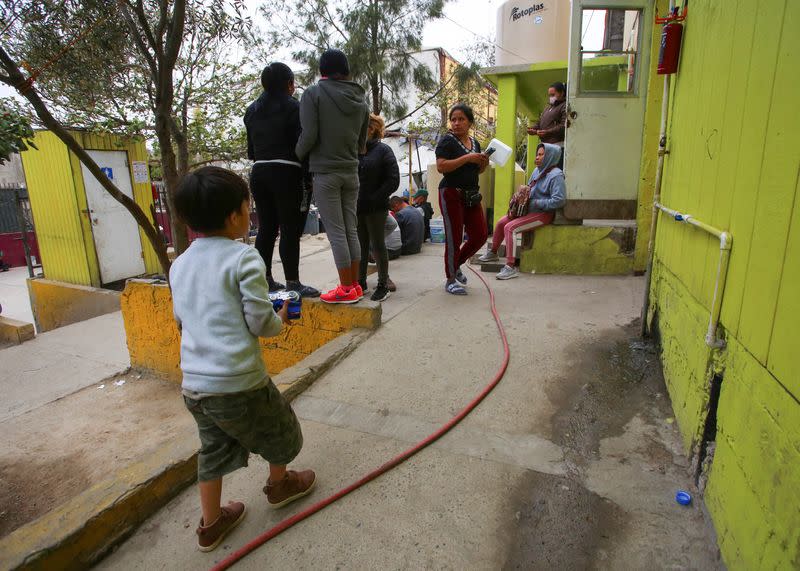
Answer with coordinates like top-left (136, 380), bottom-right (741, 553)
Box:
top-left (649, 1), bottom-right (800, 568)
top-left (520, 225), bottom-right (634, 275)
top-left (492, 75), bottom-right (518, 224)
top-left (633, 0), bottom-right (669, 272)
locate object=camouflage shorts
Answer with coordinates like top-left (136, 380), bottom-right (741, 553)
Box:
top-left (184, 381), bottom-right (303, 481)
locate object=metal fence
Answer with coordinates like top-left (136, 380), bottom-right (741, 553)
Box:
top-left (151, 181), bottom-right (258, 247)
top-left (0, 184), bottom-right (39, 276)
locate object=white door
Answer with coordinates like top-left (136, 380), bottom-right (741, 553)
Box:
top-left (565, 0), bottom-right (653, 204)
top-left (82, 150), bottom-right (146, 283)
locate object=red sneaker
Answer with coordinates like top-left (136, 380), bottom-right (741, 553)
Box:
top-left (320, 285), bottom-right (360, 304)
top-left (352, 283), bottom-right (364, 299)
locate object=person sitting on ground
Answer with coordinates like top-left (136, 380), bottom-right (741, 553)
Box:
top-left (478, 143), bottom-right (566, 280)
top-left (356, 113), bottom-right (399, 302)
top-left (527, 81), bottom-right (567, 170)
top-left (385, 212), bottom-right (402, 262)
top-left (296, 48), bottom-right (370, 304)
top-left (412, 189), bottom-right (434, 241)
top-left (389, 195), bottom-right (425, 255)
top-left (170, 167), bottom-right (316, 553)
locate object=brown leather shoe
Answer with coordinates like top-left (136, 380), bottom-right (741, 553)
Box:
top-left (196, 501), bottom-right (246, 552)
top-left (387, 278), bottom-right (397, 292)
top-left (264, 470), bottom-right (316, 509)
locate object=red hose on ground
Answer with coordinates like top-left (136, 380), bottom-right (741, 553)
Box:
top-left (210, 266), bottom-right (510, 571)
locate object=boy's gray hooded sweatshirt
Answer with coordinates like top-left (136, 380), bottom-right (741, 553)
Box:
top-left (295, 79), bottom-right (370, 174)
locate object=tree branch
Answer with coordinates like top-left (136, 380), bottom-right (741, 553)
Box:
top-left (119, 2), bottom-right (159, 80)
top-left (322, 4), bottom-right (348, 43)
top-left (154, 0), bottom-right (169, 44)
top-left (133, 0), bottom-right (162, 56)
top-left (0, 42), bottom-right (171, 276)
top-left (163, 0), bottom-right (185, 70)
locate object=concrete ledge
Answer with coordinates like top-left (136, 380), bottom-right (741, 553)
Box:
top-left (28, 279), bottom-right (121, 333)
top-left (0, 326), bottom-right (373, 570)
top-left (0, 435), bottom-right (197, 571)
top-left (0, 316), bottom-right (35, 345)
top-left (519, 224), bottom-right (636, 275)
top-left (122, 280), bottom-right (381, 382)
top-left (275, 328), bottom-right (371, 401)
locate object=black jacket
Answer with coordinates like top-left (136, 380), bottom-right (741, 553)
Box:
top-left (357, 139), bottom-right (399, 214)
top-left (244, 93), bottom-right (302, 162)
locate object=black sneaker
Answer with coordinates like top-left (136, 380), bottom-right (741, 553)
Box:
top-left (370, 285), bottom-right (391, 302)
top-left (286, 281), bottom-right (320, 298)
top-left (267, 277), bottom-right (285, 292)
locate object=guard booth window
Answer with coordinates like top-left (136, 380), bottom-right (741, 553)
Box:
top-left (579, 8), bottom-right (642, 94)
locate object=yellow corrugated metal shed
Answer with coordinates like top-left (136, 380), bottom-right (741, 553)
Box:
top-left (20, 130), bottom-right (161, 287)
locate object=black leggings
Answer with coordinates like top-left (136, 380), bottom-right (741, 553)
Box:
top-left (357, 211), bottom-right (389, 286)
top-left (250, 164), bottom-right (306, 282)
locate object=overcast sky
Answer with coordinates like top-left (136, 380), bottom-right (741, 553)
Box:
top-left (422, 0), bottom-right (502, 62)
top-left (1, 0), bottom-right (503, 101)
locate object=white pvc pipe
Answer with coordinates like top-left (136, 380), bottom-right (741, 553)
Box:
top-left (639, 73), bottom-right (672, 336)
top-left (654, 202), bottom-right (732, 348)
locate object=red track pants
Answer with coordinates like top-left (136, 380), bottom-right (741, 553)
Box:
top-left (439, 187), bottom-right (488, 280)
top-left (491, 211), bottom-right (554, 265)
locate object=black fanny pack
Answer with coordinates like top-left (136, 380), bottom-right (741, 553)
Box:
top-left (459, 187), bottom-right (482, 208)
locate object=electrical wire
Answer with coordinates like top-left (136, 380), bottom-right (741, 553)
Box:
top-left (440, 13), bottom-right (530, 63)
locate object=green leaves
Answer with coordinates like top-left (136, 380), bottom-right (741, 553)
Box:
top-left (261, 0), bottom-right (450, 117)
top-left (3, 0), bottom-right (258, 168)
top-left (0, 98), bottom-right (37, 164)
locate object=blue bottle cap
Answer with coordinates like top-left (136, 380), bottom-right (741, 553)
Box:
top-left (675, 490), bottom-right (692, 505)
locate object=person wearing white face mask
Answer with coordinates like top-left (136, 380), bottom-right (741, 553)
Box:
top-left (527, 81), bottom-right (567, 169)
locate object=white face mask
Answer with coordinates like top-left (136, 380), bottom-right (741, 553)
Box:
top-left (549, 96), bottom-right (557, 105)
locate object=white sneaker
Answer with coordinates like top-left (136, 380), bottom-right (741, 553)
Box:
top-left (478, 249), bottom-right (499, 263)
top-left (496, 265), bottom-right (519, 280)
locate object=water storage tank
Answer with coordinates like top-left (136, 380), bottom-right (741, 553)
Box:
top-left (495, 0), bottom-right (571, 66)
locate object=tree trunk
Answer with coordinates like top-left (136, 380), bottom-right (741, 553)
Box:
top-left (0, 47), bottom-right (172, 277)
top-left (154, 111), bottom-right (189, 254)
top-left (370, 76), bottom-right (381, 115)
top-left (158, 0), bottom-right (190, 255)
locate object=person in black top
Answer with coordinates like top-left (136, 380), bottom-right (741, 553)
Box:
top-left (356, 113), bottom-right (399, 302)
top-left (244, 62), bottom-right (319, 297)
top-left (412, 189), bottom-right (434, 241)
top-left (435, 103), bottom-right (490, 295)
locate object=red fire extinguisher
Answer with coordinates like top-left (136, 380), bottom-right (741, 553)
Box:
top-left (656, 4), bottom-right (687, 75)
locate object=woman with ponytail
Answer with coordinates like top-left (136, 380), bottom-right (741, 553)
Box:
top-left (244, 62), bottom-right (320, 297)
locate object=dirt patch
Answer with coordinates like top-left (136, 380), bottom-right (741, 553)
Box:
top-left (501, 471), bottom-right (627, 570)
top-left (0, 453), bottom-right (92, 537)
top-left (0, 372), bottom-right (191, 538)
top-left (546, 320), bottom-right (670, 472)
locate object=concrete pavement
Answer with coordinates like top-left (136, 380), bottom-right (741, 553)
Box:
top-left (0, 266), bottom-right (35, 325)
top-left (0, 311), bottom-right (129, 422)
top-left (98, 245), bottom-right (722, 570)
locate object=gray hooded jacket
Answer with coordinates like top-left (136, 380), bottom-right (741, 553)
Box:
top-left (528, 142), bottom-right (566, 212)
top-left (295, 79), bottom-right (370, 174)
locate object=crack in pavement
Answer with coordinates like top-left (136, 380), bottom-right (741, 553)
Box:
top-left (292, 394), bottom-right (566, 475)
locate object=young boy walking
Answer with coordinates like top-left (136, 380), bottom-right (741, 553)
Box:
top-left (170, 167), bottom-right (316, 552)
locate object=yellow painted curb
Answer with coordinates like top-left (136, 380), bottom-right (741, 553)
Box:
top-left (121, 280), bottom-right (381, 382)
top-left (0, 316), bottom-right (35, 345)
top-left (27, 279), bottom-right (121, 333)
